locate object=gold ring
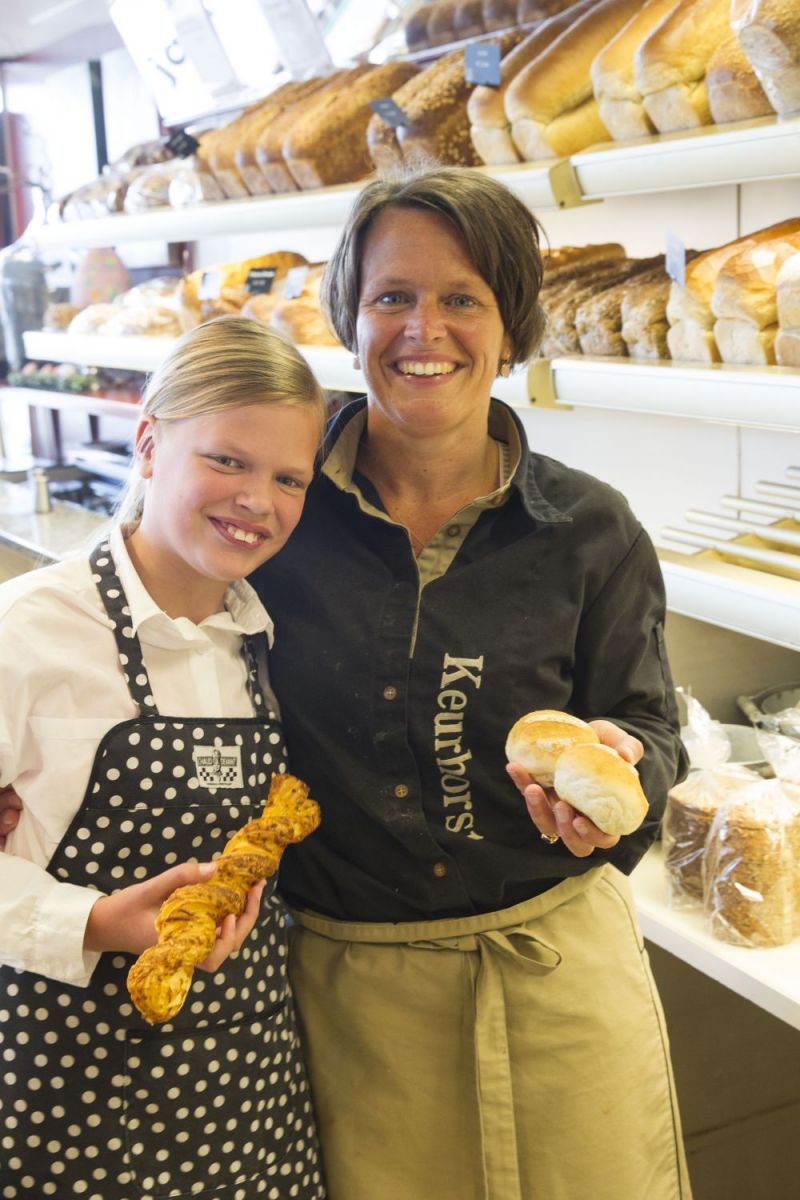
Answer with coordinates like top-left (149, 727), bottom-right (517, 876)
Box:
top-left (540, 832), bottom-right (559, 844)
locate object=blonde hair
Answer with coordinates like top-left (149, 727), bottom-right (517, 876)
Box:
top-left (116, 316), bottom-right (326, 527)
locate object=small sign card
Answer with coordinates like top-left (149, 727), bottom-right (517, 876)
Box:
top-left (665, 229), bottom-right (687, 287)
top-left (283, 265), bottom-right (310, 298)
top-left (368, 98), bottom-right (409, 129)
top-left (464, 43), bottom-right (502, 87)
top-left (166, 128), bottom-right (200, 158)
top-left (198, 269), bottom-right (222, 300)
top-left (245, 267), bottom-right (278, 295)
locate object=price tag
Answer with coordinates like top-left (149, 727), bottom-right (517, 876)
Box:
top-left (464, 43), bottom-right (502, 87)
top-left (166, 128), bottom-right (200, 158)
top-left (198, 269), bottom-right (222, 300)
top-left (666, 229), bottom-right (687, 286)
top-left (283, 265), bottom-right (310, 299)
top-left (246, 267), bottom-right (278, 295)
top-left (369, 98), bottom-right (409, 129)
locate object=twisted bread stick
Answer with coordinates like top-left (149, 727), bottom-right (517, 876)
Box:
top-left (127, 773), bottom-right (320, 1024)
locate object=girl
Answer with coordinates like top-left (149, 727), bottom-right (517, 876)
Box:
top-left (0, 317), bottom-right (327, 1200)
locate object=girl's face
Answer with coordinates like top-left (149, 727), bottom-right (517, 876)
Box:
top-left (131, 401), bottom-right (319, 617)
top-left (355, 206), bottom-right (511, 440)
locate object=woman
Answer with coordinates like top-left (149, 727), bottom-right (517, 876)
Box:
top-left (252, 168), bottom-right (692, 1200)
top-left (0, 317), bottom-right (327, 1199)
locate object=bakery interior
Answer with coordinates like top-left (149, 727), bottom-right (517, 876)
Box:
top-left (0, 0), bottom-right (799, 1194)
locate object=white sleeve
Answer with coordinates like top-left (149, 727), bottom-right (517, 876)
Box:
top-left (0, 853), bottom-right (104, 987)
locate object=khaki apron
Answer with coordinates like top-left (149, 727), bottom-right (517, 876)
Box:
top-left (289, 864), bottom-right (691, 1200)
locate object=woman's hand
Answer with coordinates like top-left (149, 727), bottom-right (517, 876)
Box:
top-left (506, 719), bottom-right (643, 858)
top-left (0, 784), bottom-right (22, 849)
top-left (84, 861), bottom-right (266, 971)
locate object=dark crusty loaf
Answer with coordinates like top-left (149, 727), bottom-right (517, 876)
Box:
top-left (235, 77), bottom-right (331, 195)
top-left (255, 70), bottom-right (353, 193)
top-left (539, 255), bottom-right (644, 356)
top-left (576, 256), bottom-right (666, 356)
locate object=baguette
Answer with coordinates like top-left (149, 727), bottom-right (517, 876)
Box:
top-left (506, 0), bottom-right (642, 161)
top-left (733, 0), bottom-right (800, 118)
top-left (590, 0), bottom-right (681, 141)
top-left (469, 0), bottom-right (597, 164)
top-left (635, 0), bottom-right (731, 133)
top-left (127, 774), bottom-right (320, 1024)
top-left (284, 62), bottom-right (419, 190)
top-left (706, 30), bottom-right (775, 124)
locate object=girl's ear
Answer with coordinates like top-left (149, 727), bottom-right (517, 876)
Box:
top-left (134, 416), bottom-right (157, 478)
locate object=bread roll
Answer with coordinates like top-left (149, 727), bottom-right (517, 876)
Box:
top-left (706, 30), bottom-right (775, 124)
top-left (775, 328), bottom-right (800, 367)
top-left (553, 743), bottom-right (648, 835)
top-left (506, 709), bottom-right (600, 787)
top-left (506, 0), bottom-right (642, 161)
top-left (634, 0), bottom-right (731, 133)
top-left (713, 317), bottom-right (777, 365)
top-left (711, 233), bottom-right (800, 328)
top-left (469, 0), bottom-right (597, 164)
top-left (776, 251), bottom-right (800, 330)
top-left (733, 0), bottom-right (800, 118)
top-left (590, 0), bottom-right (681, 142)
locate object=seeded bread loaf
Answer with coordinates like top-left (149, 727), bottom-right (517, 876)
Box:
top-left (206, 94), bottom-right (284, 199)
top-left (540, 256), bottom-right (643, 356)
top-left (235, 77), bottom-right (331, 196)
top-left (634, 0), bottom-right (732, 133)
top-left (620, 270), bottom-right (673, 359)
top-left (506, 0), bottom-right (642, 161)
top-left (469, 0), bottom-right (597, 164)
top-left (284, 62), bottom-right (420, 190)
top-left (255, 69), bottom-right (354, 193)
top-left (706, 30), bottom-right (775, 124)
top-left (590, 0), bottom-right (680, 141)
top-left (733, 0), bottom-right (800, 118)
top-left (575, 256), bottom-right (666, 356)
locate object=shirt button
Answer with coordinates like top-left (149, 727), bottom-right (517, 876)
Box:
top-left (394, 783), bottom-right (409, 799)
top-left (446, 525), bottom-right (460, 537)
top-left (383, 686), bottom-right (398, 701)
top-left (433, 862), bottom-right (447, 878)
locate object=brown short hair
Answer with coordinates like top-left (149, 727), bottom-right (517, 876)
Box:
top-left (321, 166), bottom-right (546, 367)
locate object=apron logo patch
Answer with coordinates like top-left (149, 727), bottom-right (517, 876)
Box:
top-left (193, 745), bottom-right (244, 788)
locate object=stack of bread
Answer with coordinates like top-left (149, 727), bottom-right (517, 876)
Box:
top-left (776, 252), bottom-right (800, 367)
top-left (241, 265), bottom-right (340, 348)
top-left (176, 252), bottom-right (308, 331)
top-left (731, 0), bottom-right (800, 120)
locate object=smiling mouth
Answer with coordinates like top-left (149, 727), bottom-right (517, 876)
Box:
top-left (396, 361), bottom-right (459, 376)
top-left (211, 519), bottom-right (268, 547)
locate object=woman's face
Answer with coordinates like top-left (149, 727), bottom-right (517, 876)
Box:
top-left (355, 206), bottom-right (511, 437)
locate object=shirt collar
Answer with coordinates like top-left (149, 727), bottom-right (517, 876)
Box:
top-left (321, 396), bottom-right (571, 525)
top-left (109, 526), bottom-right (274, 649)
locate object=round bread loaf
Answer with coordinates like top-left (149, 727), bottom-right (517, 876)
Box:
top-left (553, 742), bottom-right (648, 836)
top-left (505, 709), bottom-right (599, 787)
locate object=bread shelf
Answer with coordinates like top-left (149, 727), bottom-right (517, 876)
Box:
top-left (2, 386), bottom-right (141, 422)
top-left (539, 356), bottom-right (800, 431)
top-left (23, 331), bottom-right (170, 372)
top-left (572, 115), bottom-right (800, 200)
top-left (658, 548), bottom-right (800, 651)
top-left (631, 844), bottom-right (800, 1031)
top-left (26, 116), bottom-right (800, 251)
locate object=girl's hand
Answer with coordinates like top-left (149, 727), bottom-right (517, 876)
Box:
top-left (506, 719), bottom-right (643, 858)
top-left (84, 861), bottom-right (266, 971)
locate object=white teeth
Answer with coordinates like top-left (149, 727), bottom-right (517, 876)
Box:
top-left (224, 523), bottom-right (261, 544)
top-left (398, 361), bottom-right (456, 376)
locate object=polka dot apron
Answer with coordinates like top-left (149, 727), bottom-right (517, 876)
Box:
top-left (0, 542), bottom-right (325, 1200)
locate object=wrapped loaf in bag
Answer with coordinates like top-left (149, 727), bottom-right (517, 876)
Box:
top-left (731, 0), bottom-right (800, 118)
top-left (128, 773), bottom-right (320, 1023)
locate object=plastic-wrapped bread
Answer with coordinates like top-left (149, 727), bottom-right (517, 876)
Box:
top-left (127, 774), bottom-right (321, 1024)
top-left (590, 0), bottom-right (681, 141)
top-left (469, 0), bottom-right (596, 165)
top-left (706, 30), bottom-right (775, 124)
top-left (731, 0), bottom-right (800, 118)
top-left (284, 62), bottom-right (420, 190)
top-left (634, 0), bottom-right (731, 134)
top-left (505, 0), bottom-right (642, 162)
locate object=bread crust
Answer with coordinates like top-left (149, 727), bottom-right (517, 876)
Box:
top-left (505, 709), bottom-right (600, 789)
top-left (635, 0), bottom-right (732, 96)
top-left (591, 0), bottom-right (680, 140)
top-left (553, 743), bottom-right (648, 836)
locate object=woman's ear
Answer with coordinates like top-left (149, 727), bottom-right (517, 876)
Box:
top-left (134, 416), bottom-right (157, 478)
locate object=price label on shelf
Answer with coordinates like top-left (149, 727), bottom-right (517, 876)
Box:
top-left (666, 229), bottom-right (687, 286)
top-left (245, 267), bottom-right (278, 295)
top-left (283, 265), bottom-right (310, 299)
top-left (368, 98), bottom-right (409, 129)
top-left (464, 43), bottom-right (502, 87)
top-left (198, 269), bottom-right (222, 300)
top-left (166, 128), bottom-right (200, 158)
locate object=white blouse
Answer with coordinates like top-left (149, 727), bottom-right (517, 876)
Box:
top-left (0, 527), bottom-right (273, 986)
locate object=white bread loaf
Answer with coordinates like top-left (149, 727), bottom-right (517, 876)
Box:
top-left (505, 709), bottom-right (600, 788)
top-left (506, 0), bottom-right (642, 160)
top-left (775, 328), bottom-right (800, 366)
top-left (776, 251), bottom-right (800, 330)
top-left (711, 232), bottom-right (800, 327)
top-left (590, 0), bottom-right (680, 142)
top-left (713, 318), bottom-right (777, 365)
top-left (706, 30), bottom-right (775, 123)
top-left (284, 62), bottom-right (419, 190)
top-left (469, 0), bottom-right (597, 164)
top-left (553, 743), bottom-right (649, 836)
top-left (733, 0), bottom-right (800, 117)
top-left (634, 0), bottom-right (731, 133)
top-left (666, 321), bottom-right (719, 362)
